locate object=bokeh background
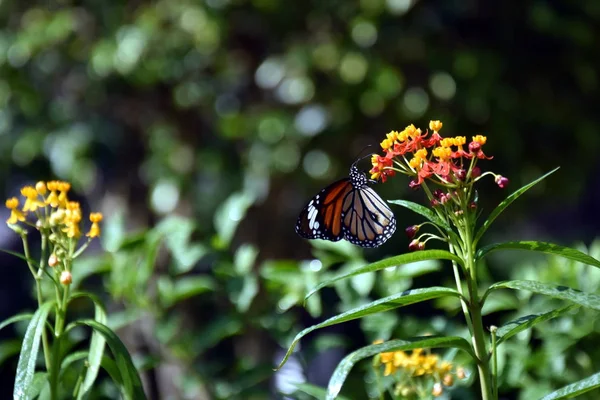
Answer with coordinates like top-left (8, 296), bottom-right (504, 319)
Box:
top-left (1, 0), bottom-right (600, 399)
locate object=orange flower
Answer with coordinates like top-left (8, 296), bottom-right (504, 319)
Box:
top-left (86, 212), bottom-right (103, 238)
top-left (5, 198), bottom-right (26, 224)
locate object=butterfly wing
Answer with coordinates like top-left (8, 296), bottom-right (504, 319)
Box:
top-left (295, 178), bottom-right (353, 242)
top-left (341, 186), bottom-right (396, 247)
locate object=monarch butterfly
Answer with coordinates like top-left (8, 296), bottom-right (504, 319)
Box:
top-left (295, 162), bottom-right (396, 248)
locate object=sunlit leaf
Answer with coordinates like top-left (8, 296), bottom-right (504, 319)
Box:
top-left (473, 167), bottom-right (559, 245)
top-left (305, 251), bottom-right (462, 301)
top-left (485, 280), bottom-right (600, 311)
top-left (14, 301), bottom-right (54, 400)
top-left (496, 304), bottom-right (579, 346)
top-left (294, 382), bottom-right (351, 400)
top-left (278, 286), bottom-right (461, 369)
top-left (326, 337), bottom-right (475, 400)
top-left (540, 370), bottom-right (600, 399)
top-left (476, 241), bottom-right (600, 269)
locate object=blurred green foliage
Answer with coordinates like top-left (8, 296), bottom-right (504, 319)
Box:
top-left (1, 0), bottom-right (600, 398)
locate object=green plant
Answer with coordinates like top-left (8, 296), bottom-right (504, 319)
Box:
top-left (277, 121), bottom-right (600, 399)
top-left (1, 181), bottom-right (145, 399)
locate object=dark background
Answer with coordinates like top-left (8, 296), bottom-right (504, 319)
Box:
top-left (1, 0), bottom-right (599, 399)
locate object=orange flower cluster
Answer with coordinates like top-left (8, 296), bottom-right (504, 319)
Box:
top-left (370, 121), bottom-right (494, 187)
top-left (5, 181), bottom-right (103, 239)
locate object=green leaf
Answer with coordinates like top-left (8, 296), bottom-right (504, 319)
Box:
top-left (156, 216), bottom-right (208, 274)
top-left (0, 312), bottom-right (33, 331)
top-left (388, 200), bottom-right (449, 229)
top-left (496, 304), bottom-right (579, 346)
top-left (158, 275), bottom-right (216, 307)
top-left (278, 286), bottom-right (461, 369)
top-left (485, 280), bottom-right (600, 311)
top-left (74, 320), bottom-right (146, 399)
top-left (0, 248), bottom-right (40, 268)
top-left (473, 167), bottom-right (559, 245)
top-left (70, 293), bottom-right (107, 400)
top-left (213, 191), bottom-right (254, 247)
top-left (305, 251), bottom-right (462, 301)
top-left (27, 372), bottom-right (48, 399)
top-left (0, 340), bottom-right (23, 366)
top-left (477, 241), bottom-right (600, 269)
top-left (326, 336), bottom-right (475, 400)
top-left (294, 383), bottom-right (351, 400)
top-left (540, 370), bottom-right (600, 399)
top-left (14, 301), bottom-right (55, 400)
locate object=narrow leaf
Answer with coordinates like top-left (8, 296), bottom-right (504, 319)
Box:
top-left (278, 287), bottom-right (461, 369)
top-left (14, 301), bottom-right (55, 400)
top-left (496, 304), bottom-right (579, 346)
top-left (0, 248), bottom-right (40, 268)
top-left (485, 280), bottom-right (600, 311)
top-left (473, 167), bottom-right (559, 245)
top-left (389, 200), bottom-right (449, 229)
top-left (71, 293), bottom-right (107, 400)
top-left (0, 313), bottom-right (33, 331)
top-left (74, 320), bottom-right (146, 399)
top-left (540, 370), bottom-right (600, 399)
top-left (26, 372), bottom-right (48, 399)
top-left (477, 241), bottom-right (600, 269)
top-left (326, 337), bottom-right (475, 400)
top-left (305, 251), bottom-right (462, 301)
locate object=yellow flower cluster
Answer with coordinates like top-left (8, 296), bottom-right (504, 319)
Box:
top-left (374, 342), bottom-right (465, 398)
top-left (5, 181), bottom-right (103, 239)
top-left (380, 124), bottom-right (423, 151)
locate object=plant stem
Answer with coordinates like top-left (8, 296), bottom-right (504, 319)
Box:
top-left (463, 227), bottom-right (493, 400)
top-left (491, 327), bottom-right (498, 399)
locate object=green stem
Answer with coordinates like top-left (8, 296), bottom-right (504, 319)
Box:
top-left (463, 228), bottom-right (493, 400)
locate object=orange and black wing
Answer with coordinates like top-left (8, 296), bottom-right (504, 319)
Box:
top-left (295, 179), bottom-right (353, 242)
top-left (341, 186), bottom-right (396, 247)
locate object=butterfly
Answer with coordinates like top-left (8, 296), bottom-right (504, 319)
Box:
top-left (295, 162), bottom-right (396, 248)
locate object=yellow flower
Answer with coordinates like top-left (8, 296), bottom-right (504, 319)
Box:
top-left (57, 181), bottom-right (71, 208)
top-left (429, 120), bottom-right (443, 132)
top-left (63, 201), bottom-right (82, 238)
top-left (46, 181), bottom-right (60, 207)
top-left (21, 186), bottom-right (45, 212)
top-left (86, 212), bottom-right (103, 238)
top-left (472, 134), bottom-right (487, 145)
top-left (6, 197), bottom-right (26, 224)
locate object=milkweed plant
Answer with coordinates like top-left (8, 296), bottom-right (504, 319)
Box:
top-left (1, 182), bottom-right (145, 399)
top-left (277, 121), bottom-right (600, 399)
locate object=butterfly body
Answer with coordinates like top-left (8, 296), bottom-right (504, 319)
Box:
top-left (295, 165), bottom-right (396, 248)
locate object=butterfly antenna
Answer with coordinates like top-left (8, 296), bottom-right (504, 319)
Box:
top-left (351, 144), bottom-right (375, 167)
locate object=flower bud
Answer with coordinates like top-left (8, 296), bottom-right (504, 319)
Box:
top-left (433, 189), bottom-right (444, 199)
top-left (408, 239), bottom-right (421, 252)
top-left (440, 193), bottom-right (450, 205)
top-left (454, 210), bottom-right (463, 216)
top-left (417, 241), bottom-right (426, 251)
top-left (471, 166), bottom-right (481, 178)
top-left (495, 175), bottom-right (509, 188)
top-left (455, 169), bottom-right (466, 181)
top-left (60, 270), bottom-right (72, 285)
top-left (468, 140), bottom-right (481, 153)
top-left (405, 225), bottom-right (419, 239)
top-left (408, 180), bottom-right (421, 190)
top-left (48, 254), bottom-right (59, 268)
top-left (430, 198), bottom-right (440, 207)
top-left (443, 374), bottom-right (454, 386)
top-left (456, 367), bottom-right (466, 379)
top-left (469, 201), bottom-right (477, 210)
top-left (432, 382), bottom-right (443, 397)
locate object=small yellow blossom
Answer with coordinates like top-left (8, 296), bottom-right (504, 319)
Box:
top-left (46, 181), bottom-right (60, 207)
top-left (429, 120), bottom-right (443, 132)
top-left (472, 135), bottom-right (487, 145)
top-left (63, 201), bottom-right (82, 238)
top-left (86, 212), bottom-right (103, 238)
top-left (6, 197), bottom-right (26, 224)
top-left (432, 146), bottom-right (452, 161)
top-left (21, 186), bottom-right (45, 212)
top-left (57, 181), bottom-right (71, 208)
